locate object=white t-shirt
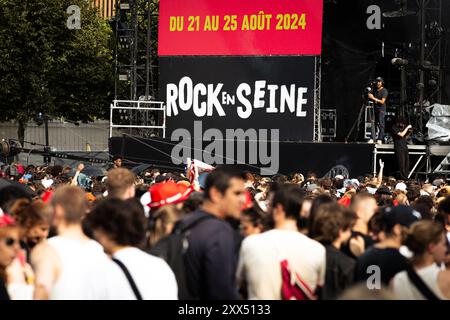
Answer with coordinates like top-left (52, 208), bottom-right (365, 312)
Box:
top-left (237, 229), bottom-right (326, 300)
top-left (392, 263), bottom-right (448, 300)
top-left (47, 236), bottom-right (110, 300)
top-left (103, 247), bottom-right (178, 300)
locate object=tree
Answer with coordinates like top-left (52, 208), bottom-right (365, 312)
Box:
top-left (0, 0), bottom-right (114, 144)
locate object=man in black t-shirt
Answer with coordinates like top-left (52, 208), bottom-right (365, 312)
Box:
top-left (368, 77), bottom-right (388, 144)
top-left (391, 117), bottom-right (412, 180)
top-left (355, 205), bottom-right (420, 286)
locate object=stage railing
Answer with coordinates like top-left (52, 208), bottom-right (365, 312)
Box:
top-left (109, 100), bottom-right (166, 138)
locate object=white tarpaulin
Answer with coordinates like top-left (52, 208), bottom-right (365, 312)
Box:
top-left (426, 104), bottom-right (450, 141)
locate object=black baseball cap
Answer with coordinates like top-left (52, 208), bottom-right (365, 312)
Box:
top-left (383, 205), bottom-right (421, 229)
top-left (375, 77), bottom-right (384, 84)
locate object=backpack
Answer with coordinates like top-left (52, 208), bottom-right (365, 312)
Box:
top-left (280, 259), bottom-right (318, 300)
top-left (149, 214), bottom-right (214, 300)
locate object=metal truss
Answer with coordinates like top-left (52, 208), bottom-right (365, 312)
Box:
top-left (113, 0), bottom-right (159, 101)
top-left (417, 0), bottom-right (444, 130)
top-left (314, 56), bottom-right (322, 142)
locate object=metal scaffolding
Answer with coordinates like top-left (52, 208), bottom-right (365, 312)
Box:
top-left (417, 0), bottom-right (444, 131)
top-left (314, 56), bottom-right (322, 142)
top-left (113, 0), bottom-right (159, 101)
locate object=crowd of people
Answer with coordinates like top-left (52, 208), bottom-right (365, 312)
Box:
top-left (0, 158), bottom-right (450, 300)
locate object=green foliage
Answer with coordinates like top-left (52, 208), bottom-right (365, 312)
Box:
top-left (0, 0), bottom-right (114, 125)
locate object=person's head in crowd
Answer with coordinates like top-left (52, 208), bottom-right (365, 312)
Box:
top-left (334, 177), bottom-right (344, 190)
top-left (392, 189), bottom-right (408, 206)
top-left (291, 173), bottom-right (304, 185)
top-left (437, 186), bottom-right (450, 199)
top-left (25, 165), bottom-right (36, 175)
top-left (432, 177), bottom-right (445, 189)
top-left (312, 203), bottom-right (357, 249)
top-left (308, 194), bottom-right (335, 238)
top-left (349, 192), bottom-right (378, 234)
top-left (147, 204), bottom-right (183, 249)
top-left (318, 177), bottom-right (333, 191)
top-left (149, 169), bottom-right (160, 179)
top-left (404, 220), bottom-right (447, 267)
top-left (421, 183), bottom-right (434, 197)
top-left (8, 199), bottom-right (52, 249)
top-left (271, 184), bottom-right (305, 230)
top-left (85, 198), bottom-right (147, 254)
top-left (202, 166), bottom-right (247, 220)
top-left (182, 191), bottom-right (204, 214)
top-left (363, 174), bottom-right (372, 184)
top-left (395, 182), bottom-right (407, 194)
top-left (91, 180), bottom-right (106, 198)
top-left (3, 164), bottom-right (20, 180)
top-left (106, 168), bottom-right (136, 200)
top-left (243, 171), bottom-right (255, 188)
top-left (372, 205), bottom-right (421, 247)
top-left (406, 184), bottom-right (421, 203)
top-left (240, 202), bottom-right (266, 237)
top-left (0, 214), bottom-right (20, 282)
top-left (51, 185), bottom-right (88, 232)
top-left (343, 179), bottom-right (360, 191)
top-left (0, 185), bottom-right (32, 213)
top-left (436, 196), bottom-right (450, 229)
top-left (306, 172), bottom-right (317, 182)
top-left (413, 195), bottom-right (434, 220)
top-left (271, 174), bottom-right (288, 189)
top-left (112, 155), bottom-right (123, 169)
top-left (50, 165), bottom-right (63, 178)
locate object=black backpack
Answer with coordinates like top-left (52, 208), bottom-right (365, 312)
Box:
top-left (149, 214), bottom-right (214, 300)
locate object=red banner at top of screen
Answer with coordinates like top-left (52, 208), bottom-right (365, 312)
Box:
top-left (158, 0), bottom-right (323, 56)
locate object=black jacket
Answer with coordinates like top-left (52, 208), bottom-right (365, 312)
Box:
top-left (0, 277), bottom-right (9, 300)
top-left (183, 210), bottom-right (240, 300)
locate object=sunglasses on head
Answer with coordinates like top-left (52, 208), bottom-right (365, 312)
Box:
top-left (4, 237), bottom-right (19, 247)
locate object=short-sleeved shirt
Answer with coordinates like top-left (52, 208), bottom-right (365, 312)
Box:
top-left (374, 87), bottom-right (388, 109)
top-left (237, 229), bottom-right (326, 300)
top-left (355, 247), bottom-right (408, 286)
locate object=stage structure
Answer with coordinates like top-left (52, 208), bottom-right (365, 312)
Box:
top-left (158, 0), bottom-right (324, 144)
top-left (108, 0), bottom-right (450, 178)
top-left (110, 0), bottom-right (164, 138)
top-left (109, 100), bottom-right (166, 138)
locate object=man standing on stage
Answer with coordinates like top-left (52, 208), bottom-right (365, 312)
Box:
top-left (391, 116), bottom-right (412, 180)
top-left (368, 77), bottom-right (388, 145)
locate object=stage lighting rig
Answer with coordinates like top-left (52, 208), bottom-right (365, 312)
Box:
top-left (391, 58), bottom-right (409, 66)
top-left (383, 0), bottom-right (416, 18)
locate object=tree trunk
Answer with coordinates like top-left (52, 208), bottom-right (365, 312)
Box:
top-left (17, 119), bottom-right (26, 147)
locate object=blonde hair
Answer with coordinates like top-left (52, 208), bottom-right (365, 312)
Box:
top-left (404, 220), bottom-right (445, 264)
top-left (52, 185), bottom-right (88, 224)
top-left (106, 168), bottom-right (136, 198)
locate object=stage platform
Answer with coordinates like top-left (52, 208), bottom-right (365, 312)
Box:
top-left (373, 144), bottom-right (450, 179)
top-left (109, 136), bottom-right (450, 179)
